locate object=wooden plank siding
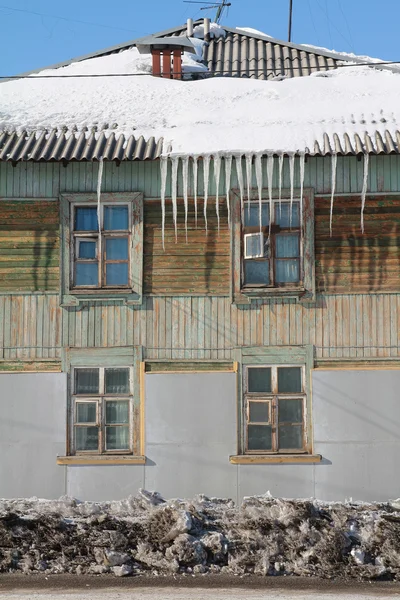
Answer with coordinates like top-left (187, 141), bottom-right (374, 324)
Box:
top-left (315, 196), bottom-right (400, 293)
top-left (0, 200), bottom-right (59, 292)
top-left (144, 199), bottom-right (230, 295)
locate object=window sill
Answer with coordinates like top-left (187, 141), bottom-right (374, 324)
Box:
top-left (60, 291), bottom-right (142, 307)
top-left (229, 454), bottom-right (322, 465)
top-left (57, 455), bottom-right (146, 465)
top-left (242, 287), bottom-right (305, 298)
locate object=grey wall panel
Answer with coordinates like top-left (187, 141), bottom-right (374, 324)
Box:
top-left (66, 465), bottom-right (145, 502)
top-left (312, 370), bottom-right (400, 501)
top-left (0, 373), bottom-right (66, 498)
top-left (238, 464), bottom-right (315, 500)
top-left (145, 373), bottom-right (238, 501)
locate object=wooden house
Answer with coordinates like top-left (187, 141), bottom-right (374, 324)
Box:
top-left (0, 20), bottom-right (399, 503)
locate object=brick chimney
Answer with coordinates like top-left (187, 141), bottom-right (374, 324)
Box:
top-left (152, 48), bottom-right (182, 80)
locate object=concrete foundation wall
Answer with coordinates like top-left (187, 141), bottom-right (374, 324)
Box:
top-left (1, 370), bottom-right (399, 502)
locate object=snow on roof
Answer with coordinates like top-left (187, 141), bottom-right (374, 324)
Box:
top-left (1, 43), bottom-right (400, 157)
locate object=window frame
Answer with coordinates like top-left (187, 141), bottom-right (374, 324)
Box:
top-left (244, 364), bottom-right (307, 454)
top-left (71, 366), bottom-right (134, 456)
top-left (60, 193), bottom-right (143, 307)
top-left (231, 187), bottom-right (315, 304)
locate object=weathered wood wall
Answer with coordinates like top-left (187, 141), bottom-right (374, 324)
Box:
top-left (315, 195), bottom-right (400, 293)
top-left (0, 200), bottom-right (59, 292)
top-left (144, 199), bottom-right (230, 295)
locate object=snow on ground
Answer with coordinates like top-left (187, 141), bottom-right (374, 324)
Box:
top-left (1, 45), bottom-right (400, 157)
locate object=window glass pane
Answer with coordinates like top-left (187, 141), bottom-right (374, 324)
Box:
top-left (244, 260), bottom-right (270, 285)
top-left (106, 263), bottom-right (128, 286)
top-left (248, 367), bottom-right (272, 393)
top-left (104, 206), bottom-right (129, 230)
top-left (105, 368), bottom-right (130, 394)
top-left (249, 402), bottom-right (270, 423)
top-left (244, 203), bottom-right (269, 227)
top-left (75, 426), bottom-right (99, 451)
top-left (275, 259), bottom-right (299, 283)
top-left (276, 234), bottom-right (299, 258)
top-left (76, 402), bottom-right (97, 423)
top-left (275, 202), bottom-right (300, 228)
top-left (75, 262), bottom-right (98, 286)
top-left (278, 424), bottom-right (303, 450)
top-left (278, 367), bottom-right (302, 393)
top-left (106, 238), bottom-right (128, 260)
top-left (245, 234), bottom-right (264, 258)
top-left (75, 368), bottom-right (99, 394)
top-left (248, 424), bottom-right (272, 451)
top-left (75, 207), bottom-right (98, 231)
top-left (78, 241), bottom-right (96, 259)
top-left (106, 426), bottom-right (130, 450)
top-left (106, 400), bottom-right (129, 424)
top-left (279, 398), bottom-right (303, 423)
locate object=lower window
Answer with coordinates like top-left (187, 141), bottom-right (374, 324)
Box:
top-left (244, 364), bottom-right (307, 453)
top-left (71, 366), bottom-right (133, 454)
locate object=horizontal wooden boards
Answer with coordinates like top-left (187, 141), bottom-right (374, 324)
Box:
top-left (315, 196), bottom-right (400, 293)
top-left (143, 199), bottom-right (230, 296)
top-left (0, 200), bottom-right (60, 292)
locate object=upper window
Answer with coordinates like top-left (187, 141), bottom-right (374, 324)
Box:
top-left (71, 366), bottom-right (134, 454)
top-left (243, 200), bottom-right (301, 288)
top-left (72, 204), bottom-right (130, 289)
top-left (244, 364), bottom-right (307, 453)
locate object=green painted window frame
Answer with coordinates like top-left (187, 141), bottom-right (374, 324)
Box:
top-left (61, 346), bottom-right (143, 458)
top-left (230, 188), bottom-right (315, 304)
top-left (233, 345), bottom-right (314, 456)
top-left (60, 193), bottom-right (143, 306)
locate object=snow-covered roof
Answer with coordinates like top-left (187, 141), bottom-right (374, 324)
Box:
top-left (1, 21), bottom-right (400, 162)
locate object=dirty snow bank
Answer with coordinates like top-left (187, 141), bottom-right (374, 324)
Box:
top-left (1, 491), bottom-right (399, 579)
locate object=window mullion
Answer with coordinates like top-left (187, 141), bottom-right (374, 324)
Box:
top-left (272, 396), bottom-right (277, 452)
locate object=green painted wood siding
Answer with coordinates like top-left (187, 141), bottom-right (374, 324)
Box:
top-left (0, 200), bottom-right (59, 292)
top-left (1, 293), bottom-right (399, 362)
top-left (144, 199), bottom-right (230, 295)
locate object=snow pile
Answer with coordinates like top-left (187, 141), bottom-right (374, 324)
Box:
top-left (1, 492), bottom-right (400, 579)
top-left (193, 22), bottom-right (226, 39)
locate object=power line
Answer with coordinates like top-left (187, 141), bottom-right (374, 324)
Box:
top-left (0, 4), bottom-right (141, 34)
top-left (1, 59), bottom-right (399, 80)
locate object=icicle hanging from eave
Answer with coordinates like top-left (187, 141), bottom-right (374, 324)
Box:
top-left (171, 156), bottom-right (179, 243)
top-left (96, 157), bottom-right (104, 235)
top-left (299, 152), bottom-right (305, 228)
top-left (278, 153), bottom-right (284, 217)
top-left (235, 154), bottom-right (245, 224)
top-left (214, 153), bottom-right (221, 232)
top-left (160, 156), bottom-right (168, 250)
top-left (182, 156), bottom-right (189, 243)
top-left (225, 154), bottom-right (232, 227)
top-left (266, 154), bottom-right (274, 238)
top-left (329, 153), bottom-right (337, 237)
top-left (289, 153), bottom-right (295, 227)
top-left (203, 154), bottom-right (210, 233)
top-left (246, 153), bottom-right (253, 218)
top-left (192, 156), bottom-right (198, 228)
top-left (255, 154), bottom-right (263, 245)
top-left (361, 153), bottom-right (369, 233)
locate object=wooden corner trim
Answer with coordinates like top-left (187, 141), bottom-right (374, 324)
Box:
top-left (229, 454), bottom-right (322, 465)
top-left (57, 455), bottom-right (146, 466)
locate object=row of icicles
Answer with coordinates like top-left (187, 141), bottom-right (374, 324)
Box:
top-left (96, 152), bottom-right (370, 249)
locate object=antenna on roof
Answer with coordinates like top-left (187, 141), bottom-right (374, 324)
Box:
top-left (183, 0), bottom-right (231, 24)
top-left (288, 0), bottom-right (293, 42)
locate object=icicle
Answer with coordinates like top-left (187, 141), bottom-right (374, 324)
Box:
top-left (225, 154), bottom-right (232, 227)
top-left (171, 156), bottom-right (179, 243)
top-left (329, 153), bottom-right (337, 237)
top-left (235, 154), bottom-right (245, 224)
top-left (299, 152), bottom-right (305, 227)
top-left (289, 153), bottom-right (295, 227)
top-left (182, 156), bottom-right (189, 243)
top-left (203, 154), bottom-right (210, 233)
top-left (193, 156), bottom-right (198, 228)
top-left (255, 154), bottom-right (263, 245)
top-left (360, 153), bottom-right (369, 233)
top-left (278, 153), bottom-right (284, 218)
top-left (214, 153), bottom-right (221, 232)
top-left (246, 153), bottom-right (253, 218)
top-left (96, 157), bottom-right (104, 235)
top-left (160, 156), bottom-right (168, 250)
top-left (267, 154), bottom-right (274, 237)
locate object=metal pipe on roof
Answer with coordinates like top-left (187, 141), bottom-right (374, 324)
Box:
top-left (187, 18), bottom-right (194, 38)
top-left (204, 18), bottom-right (211, 43)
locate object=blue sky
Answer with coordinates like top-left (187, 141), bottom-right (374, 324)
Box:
top-left (1, 0), bottom-right (398, 75)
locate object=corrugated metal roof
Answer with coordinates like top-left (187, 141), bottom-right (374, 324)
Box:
top-left (1, 129), bottom-right (400, 162)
